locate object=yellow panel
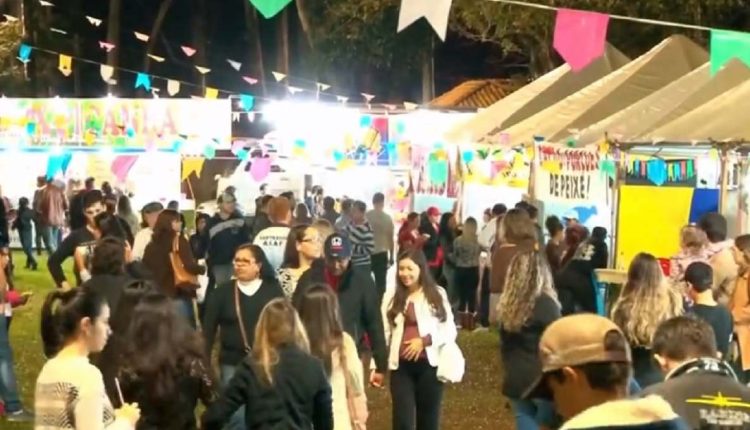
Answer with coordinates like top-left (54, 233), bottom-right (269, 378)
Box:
top-left (616, 185), bottom-right (693, 270)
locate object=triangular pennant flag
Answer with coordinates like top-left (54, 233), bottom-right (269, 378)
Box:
top-left (17, 44), bottom-right (31, 63)
top-left (272, 71), bottom-right (286, 82)
top-left (205, 87), bottom-right (219, 99)
top-left (3, 14), bottom-right (18, 22)
top-left (316, 83), bottom-right (331, 91)
top-left (247, 112), bottom-right (256, 122)
top-left (710, 30), bottom-right (750, 75)
top-left (58, 54), bottom-right (72, 77)
top-left (227, 59), bottom-right (242, 71)
top-left (86, 16), bottom-right (102, 26)
top-left (39, 0), bottom-right (53, 6)
top-left (249, 157), bottom-right (272, 181)
top-left (287, 86), bottom-right (303, 95)
top-left (147, 54), bottom-right (165, 62)
top-left (553, 8), bottom-right (610, 71)
top-left (111, 155), bottom-right (138, 183)
top-left (361, 93), bottom-right (375, 103)
top-left (397, 0), bottom-right (453, 41)
top-left (181, 157), bottom-right (205, 181)
top-left (232, 112), bottom-right (240, 122)
top-left (100, 65), bottom-right (114, 82)
top-left (382, 104), bottom-right (397, 110)
top-left (242, 76), bottom-right (258, 85)
top-left (99, 41), bottom-right (115, 52)
top-left (50, 28), bottom-right (67, 35)
top-left (191, 95), bottom-right (203, 100)
top-left (167, 80), bottom-right (180, 96)
top-left (336, 96), bottom-right (348, 103)
top-left (60, 152), bottom-right (73, 175)
top-left (134, 31), bottom-right (149, 42)
top-left (135, 73), bottom-right (151, 91)
top-left (239, 94), bottom-right (255, 111)
top-left (195, 66), bottom-right (211, 74)
top-left (249, 0), bottom-right (292, 19)
top-left (231, 141), bottom-right (245, 155)
top-left (181, 46), bottom-right (197, 57)
top-left (403, 102), bottom-right (418, 110)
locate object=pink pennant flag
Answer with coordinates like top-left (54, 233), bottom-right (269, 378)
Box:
top-left (249, 157), bottom-right (272, 182)
top-left (111, 155), bottom-right (138, 183)
top-left (553, 8), bottom-right (610, 71)
top-left (99, 41), bottom-right (115, 52)
top-left (181, 46), bottom-right (196, 57)
top-left (242, 76), bottom-right (258, 85)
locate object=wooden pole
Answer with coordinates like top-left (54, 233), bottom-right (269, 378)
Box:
top-left (611, 140), bottom-right (624, 271)
top-left (738, 158), bottom-right (746, 235)
top-left (719, 146), bottom-right (729, 215)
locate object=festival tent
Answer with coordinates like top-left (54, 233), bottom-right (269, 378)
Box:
top-left (499, 35), bottom-right (708, 145)
top-left (443, 44), bottom-right (630, 145)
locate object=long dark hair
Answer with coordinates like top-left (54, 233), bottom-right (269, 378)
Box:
top-left (120, 292), bottom-right (209, 403)
top-left (94, 212), bottom-right (127, 241)
top-left (439, 212), bottom-right (456, 242)
top-left (117, 194), bottom-right (134, 217)
top-left (41, 287), bottom-right (107, 358)
top-left (151, 209), bottom-right (180, 246)
top-left (387, 249), bottom-right (447, 326)
top-left (91, 237), bottom-right (127, 276)
top-left (281, 225), bottom-right (310, 269)
top-left (296, 284), bottom-right (344, 376)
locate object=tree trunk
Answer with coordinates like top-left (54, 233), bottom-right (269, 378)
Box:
top-left (106, 0), bottom-right (121, 90)
top-left (143, 0), bottom-right (174, 73)
top-left (192, 0), bottom-right (207, 91)
top-left (277, 9), bottom-right (290, 75)
top-left (421, 37), bottom-right (435, 103)
top-left (295, 0), bottom-right (314, 48)
top-left (243, 0), bottom-right (266, 96)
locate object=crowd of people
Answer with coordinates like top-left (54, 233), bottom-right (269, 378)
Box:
top-left (1, 176), bottom-right (750, 429)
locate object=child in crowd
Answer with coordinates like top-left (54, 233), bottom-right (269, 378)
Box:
top-left (452, 217), bottom-right (481, 330)
top-left (670, 225), bottom-right (709, 284)
top-left (685, 262), bottom-right (733, 358)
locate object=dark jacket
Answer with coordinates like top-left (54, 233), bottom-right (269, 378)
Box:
top-left (202, 345), bottom-right (333, 430)
top-left (203, 279), bottom-right (285, 366)
top-left (251, 212), bottom-right (272, 239)
top-left (203, 212), bottom-right (252, 266)
top-left (555, 258), bottom-right (598, 315)
top-left (499, 293), bottom-right (560, 399)
top-left (640, 358), bottom-right (750, 429)
top-left (142, 235), bottom-right (205, 298)
top-left (189, 232), bottom-right (206, 260)
top-left (321, 210), bottom-right (339, 227)
top-left (47, 227), bottom-right (97, 286)
top-left (81, 273), bottom-right (134, 313)
top-left (293, 259), bottom-right (388, 372)
top-left (68, 190), bottom-right (87, 231)
top-left (419, 221), bottom-right (440, 264)
top-left (632, 346), bottom-right (664, 389)
top-left (12, 206), bottom-right (33, 233)
top-left (0, 198), bottom-right (8, 246)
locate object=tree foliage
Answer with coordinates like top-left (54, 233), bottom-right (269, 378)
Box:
top-left (0, 21), bottom-right (28, 94)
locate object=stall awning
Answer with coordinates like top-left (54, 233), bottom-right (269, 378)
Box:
top-left (500, 35), bottom-right (708, 145)
top-left (443, 44), bottom-right (630, 145)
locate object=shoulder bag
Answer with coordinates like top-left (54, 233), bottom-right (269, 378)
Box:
top-left (170, 236), bottom-right (199, 290)
top-left (234, 284), bottom-right (252, 355)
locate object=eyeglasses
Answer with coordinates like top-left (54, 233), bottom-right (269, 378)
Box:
top-left (233, 258), bottom-right (256, 265)
top-left (300, 237), bottom-right (321, 244)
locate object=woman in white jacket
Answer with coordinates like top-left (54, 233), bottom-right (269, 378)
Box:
top-left (382, 248), bottom-right (457, 430)
top-left (297, 283), bottom-right (367, 430)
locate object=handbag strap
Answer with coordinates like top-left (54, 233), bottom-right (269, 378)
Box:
top-left (234, 283), bottom-right (251, 353)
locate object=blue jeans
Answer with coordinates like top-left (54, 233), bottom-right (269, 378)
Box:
top-left (509, 398), bottom-right (558, 430)
top-left (220, 364), bottom-right (247, 430)
top-left (42, 225), bottom-right (60, 253)
top-left (0, 315), bottom-right (23, 413)
top-left (19, 230), bottom-right (36, 268)
top-left (174, 297), bottom-right (196, 329)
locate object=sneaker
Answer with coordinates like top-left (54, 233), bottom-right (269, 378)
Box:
top-left (6, 409), bottom-right (34, 422)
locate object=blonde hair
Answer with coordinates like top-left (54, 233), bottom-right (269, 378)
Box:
top-left (680, 225), bottom-right (708, 255)
top-left (498, 250), bottom-right (558, 332)
top-left (252, 299), bottom-right (310, 385)
top-left (611, 253), bottom-right (683, 346)
top-left (498, 209), bottom-right (536, 246)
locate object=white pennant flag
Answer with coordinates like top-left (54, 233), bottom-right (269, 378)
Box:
top-left (404, 102), bottom-right (419, 110)
top-left (226, 59), bottom-right (242, 71)
top-left (147, 54), bottom-right (165, 62)
top-left (86, 16), bottom-right (102, 26)
top-left (397, 0), bottom-right (453, 41)
top-left (167, 80), bottom-right (180, 96)
top-left (39, 0), bottom-right (53, 6)
top-left (99, 65), bottom-right (114, 82)
top-left (134, 31), bottom-right (149, 42)
top-left (288, 86), bottom-right (303, 95)
top-left (195, 66), bottom-right (211, 75)
top-left (316, 83), bottom-right (331, 91)
top-left (382, 104), bottom-right (397, 110)
top-left (50, 28), bottom-right (67, 35)
top-left (3, 14), bottom-right (19, 22)
top-left (247, 112), bottom-right (256, 122)
top-left (361, 93), bottom-right (375, 103)
top-left (272, 71), bottom-right (286, 82)
top-left (232, 112), bottom-right (240, 122)
top-left (336, 96), bottom-right (348, 103)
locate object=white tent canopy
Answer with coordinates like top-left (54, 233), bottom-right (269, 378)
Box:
top-left (500, 35), bottom-right (708, 145)
top-left (443, 45), bottom-right (630, 145)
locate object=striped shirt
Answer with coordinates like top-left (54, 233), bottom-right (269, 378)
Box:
top-left (345, 222), bottom-right (375, 267)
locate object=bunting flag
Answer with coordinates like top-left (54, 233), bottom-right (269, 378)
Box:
top-left (403, 102), bottom-right (419, 110)
top-left (272, 71), bottom-right (286, 82)
top-left (99, 41), bottom-right (116, 52)
top-left (231, 141), bottom-right (245, 155)
top-left (382, 104), bottom-right (397, 110)
top-left (86, 16), bottom-right (102, 26)
top-left (397, 0), bottom-right (453, 41)
top-left (227, 59), bottom-right (242, 71)
top-left (39, 0), bottom-right (53, 6)
top-left (195, 66), bottom-right (211, 74)
top-left (181, 157), bottom-right (205, 181)
top-left (58, 54), bottom-right (72, 77)
top-left (3, 14), bottom-right (19, 22)
top-left (147, 54), bottom-right (165, 63)
top-left (249, 0), bottom-right (292, 19)
top-left (553, 8), bottom-right (610, 71)
top-left (287, 86), bottom-right (303, 95)
top-left (111, 155), bottom-right (138, 183)
top-left (100, 65), bottom-right (114, 82)
top-left (316, 83), bottom-right (331, 91)
top-left (134, 31), bottom-right (149, 42)
top-left (181, 46), bottom-right (196, 57)
top-left (167, 80), bottom-right (180, 96)
top-left (205, 87), bottom-right (219, 99)
top-left (135, 73), bottom-right (151, 91)
top-left (18, 44), bottom-right (31, 63)
top-left (247, 112), bottom-right (256, 122)
top-left (249, 157), bottom-right (272, 181)
top-left (336, 96), bottom-right (348, 103)
top-left (232, 112), bottom-right (240, 122)
top-left (242, 76), bottom-right (258, 85)
top-left (50, 28), bottom-right (67, 35)
top-left (362, 93), bottom-right (375, 103)
top-left (710, 30), bottom-right (750, 75)
top-left (240, 94), bottom-right (255, 111)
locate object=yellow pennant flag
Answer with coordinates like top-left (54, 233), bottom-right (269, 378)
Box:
top-left (181, 157), bottom-right (205, 181)
top-left (58, 54), bottom-right (72, 77)
top-left (205, 87), bottom-right (218, 99)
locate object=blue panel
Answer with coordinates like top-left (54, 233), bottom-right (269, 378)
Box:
top-left (688, 188), bottom-right (720, 223)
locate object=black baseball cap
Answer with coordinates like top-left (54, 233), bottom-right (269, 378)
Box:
top-left (324, 233), bottom-right (352, 259)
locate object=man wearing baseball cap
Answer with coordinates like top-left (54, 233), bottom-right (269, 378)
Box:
top-left (293, 232), bottom-right (388, 387)
top-left (525, 314), bottom-right (686, 430)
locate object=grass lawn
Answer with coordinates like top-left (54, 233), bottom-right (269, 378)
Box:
top-left (4, 251), bottom-right (513, 430)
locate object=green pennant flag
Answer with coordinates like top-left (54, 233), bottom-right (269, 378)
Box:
top-left (710, 29), bottom-right (750, 75)
top-left (249, 0), bottom-right (292, 19)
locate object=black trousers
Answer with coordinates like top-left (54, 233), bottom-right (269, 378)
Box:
top-left (371, 251), bottom-right (389, 301)
top-left (391, 359), bottom-right (444, 430)
top-left (455, 266), bottom-right (479, 313)
top-left (479, 267), bottom-right (491, 327)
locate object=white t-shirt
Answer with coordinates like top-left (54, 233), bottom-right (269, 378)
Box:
top-left (253, 226), bottom-right (290, 271)
top-left (131, 227), bottom-right (153, 261)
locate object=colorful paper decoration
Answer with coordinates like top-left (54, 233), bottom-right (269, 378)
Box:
top-left (18, 44), bottom-right (31, 63)
top-left (710, 30), bottom-right (750, 75)
top-left (397, 0), bottom-right (453, 41)
top-left (135, 73), bottom-right (151, 91)
top-left (134, 31), bottom-right (149, 42)
top-left (39, 0), bottom-right (53, 6)
top-left (100, 65), bottom-right (114, 83)
top-left (99, 41), bottom-right (116, 52)
top-left (287, 86), bottom-right (303, 95)
top-left (242, 76), bottom-right (258, 85)
top-left (403, 102), bottom-right (418, 110)
top-left (599, 159), bottom-right (616, 179)
top-left (60, 153), bottom-right (73, 175)
top-left (58, 54), bottom-right (72, 76)
top-left (553, 8), bottom-right (610, 71)
top-left (181, 157), bottom-right (205, 181)
top-left (272, 71), bottom-right (286, 82)
top-left (316, 83), bottom-right (331, 91)
top-left (205, 87), bottom-right (219, 99)
top-left (46, 153), bottom-right (64, 179)
top-left (203, 145), bottom-right (216, 160)
top-left (227, 59), bottom-right (242, 71)
top-left (195, 66), bottom-right (211, 75)
top-left (86, 16), bottom-right (102, 26)
top-left (336, 96), bottom-right (349, 103)
top-left (250, 0), bottom-right (293, 19)
top-left (239, 94), bottom-right (255, 111)
top-left (231, 141), bottom-right (245, 155)
top-left (428, 159), bottom-right (449, 184)
top-left (147, 54), bottom-right (165, 63)
top-left (461, 150), bottom-right (474, 164)
top-left (181, 46), bottom-right (196, 57)
top-left (541, 160), bottom-right (562, 174)
top-left (111, 155), bottom-right (138, 183)
top-left (362, 93), bottom-right (375, 103)
top-left (167, 80), bottom-right (180, 96)
top-left (249, 157), bottom-right (272, 181)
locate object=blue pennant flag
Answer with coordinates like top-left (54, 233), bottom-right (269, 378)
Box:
top-left (239, 94), bottom-right (255, 111)
top-left (18, 44), bottom-right (31, 63)
top-left (135, 73), bottom-right (151, 91)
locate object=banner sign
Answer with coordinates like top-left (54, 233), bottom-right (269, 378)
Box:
top-left (0, 98), bottom-right (231, 149)
top-left (536, 145), bottom-right (607, 203)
